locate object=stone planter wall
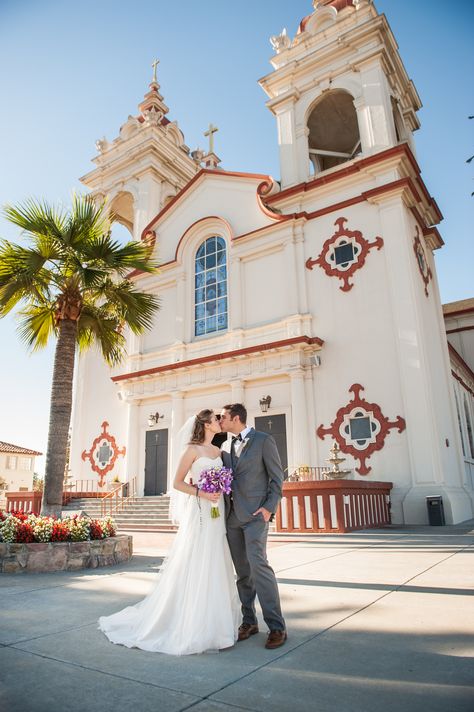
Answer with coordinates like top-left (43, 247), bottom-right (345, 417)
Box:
top-left (0, 535), bottom-right (133, 574)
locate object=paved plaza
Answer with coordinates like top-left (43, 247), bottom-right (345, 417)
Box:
top-left (1, 524), bottom-right (473, 712)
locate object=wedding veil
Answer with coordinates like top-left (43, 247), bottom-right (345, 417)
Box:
top-left (168, 415), bottom-right (196, 524)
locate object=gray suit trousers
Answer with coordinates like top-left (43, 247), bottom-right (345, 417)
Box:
top-left (226, 507), bottom-right (285, 632)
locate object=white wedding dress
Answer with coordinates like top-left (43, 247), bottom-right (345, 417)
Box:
top-left (98, 456), bottom-right (240, 655)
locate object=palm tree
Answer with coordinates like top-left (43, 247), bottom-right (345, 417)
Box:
top-left (0, 194), bottom-right (159, 517)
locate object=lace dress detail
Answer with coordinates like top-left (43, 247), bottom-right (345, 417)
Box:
top-left (98, 456), bottom-right (240, 655)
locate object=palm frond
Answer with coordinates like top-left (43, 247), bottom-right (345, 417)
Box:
top-left (16, 303), bottom-right (57, 350)
top-left (88, 279), bottom-right (160, 333)
top-left (3, 198), bottom-right (67, 243)
top-left (82, 236), bottom-right (158, 274)
top-left (0, 240), bottom-right (53, 315)
top-left (77, 304), bottom-right (126, 366)
top-left (2, 194), bottom-right (160, 362)
top-left (65, 193), bottom-right (112, 248)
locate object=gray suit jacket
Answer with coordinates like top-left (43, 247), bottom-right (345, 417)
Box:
top-left (221, 429), bottom-right (284, 523)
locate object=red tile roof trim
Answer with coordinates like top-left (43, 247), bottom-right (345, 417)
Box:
top-left (446, 326), bottom-right (474, 336)
top-left (263, 144), bottom-right (442, 224)
top-left (444, 306), bottom-right (474, 319)
top-left (140, 169), bottom-right (273, 240)
top-left (128, 174), bottom-right (441, 281)
top-left (0, 441), bottom-right (42, 456)
top-left (449, 343), bottom-right (474, 385)
top-left (111, 335), bottom-right (323, 383)
top-left (452, 371), bottom-right (474, 398)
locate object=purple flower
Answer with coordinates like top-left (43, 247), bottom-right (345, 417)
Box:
top-left (197, 466), bottom-right (233, 494)
top-left (197, 466), bottom-right (233, 518)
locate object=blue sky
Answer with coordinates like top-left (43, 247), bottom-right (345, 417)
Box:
top-left (0, 0), bottom-right (473, 474)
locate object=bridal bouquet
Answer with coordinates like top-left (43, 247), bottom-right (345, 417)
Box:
top-left (197, 466), bottom-right (233, 519)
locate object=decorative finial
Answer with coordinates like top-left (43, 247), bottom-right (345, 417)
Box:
top-left (204, 123), bottom-right (218, 154)
top-left (151, 58), bottom-right (160, 84)
top-left (270, 28), bottom-right (291, 53)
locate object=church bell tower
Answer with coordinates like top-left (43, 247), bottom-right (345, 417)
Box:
top-left (260, 0), bottom-right (420, 188)
top-left (80, 62), bottom-right (199, 241)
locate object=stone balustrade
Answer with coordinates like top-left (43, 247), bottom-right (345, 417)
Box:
top-left (0, 535), bottom-right (133, 574)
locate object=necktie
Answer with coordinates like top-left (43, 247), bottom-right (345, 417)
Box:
top-left (231, 434), bottom-right (242, 462)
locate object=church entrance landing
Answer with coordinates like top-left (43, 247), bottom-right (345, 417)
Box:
top-left (145, 429), bottom-right (168, 495)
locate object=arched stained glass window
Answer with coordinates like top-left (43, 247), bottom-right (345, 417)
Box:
top-left (463, 394), bottom-right (474, 459)
top-left (454, 389), bottom-right (466, 457)
top-left (194, 236), bottom-right (228, 337)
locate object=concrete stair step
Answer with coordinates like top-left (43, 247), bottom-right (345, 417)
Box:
top-left (116, 524), bottom-right (174, 529)
top-left (113, 517), bottom-right (173, 523)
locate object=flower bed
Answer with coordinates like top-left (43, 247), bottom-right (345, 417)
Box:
top-left (0, 510), bottom-right (116, 543)
top-left (0, 511), bottom-right (133, 573)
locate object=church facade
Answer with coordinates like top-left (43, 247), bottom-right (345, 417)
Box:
top-left (70, 0), bottom-right (474, 525)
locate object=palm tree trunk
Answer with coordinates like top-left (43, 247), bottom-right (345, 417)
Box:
top-left (41, 319), bottom-right (77, 517)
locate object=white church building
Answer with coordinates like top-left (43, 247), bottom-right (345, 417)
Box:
top-left (70, 0), bottom-right (474, 525)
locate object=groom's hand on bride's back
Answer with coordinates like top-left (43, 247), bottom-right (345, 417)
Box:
top-left (253, 506), bottom-right (272, 522)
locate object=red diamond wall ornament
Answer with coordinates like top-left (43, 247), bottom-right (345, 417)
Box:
top-left (81, 422), bottom-right (126, 487)
top-left (317, 384), bottom-right (406, 475)
top-left (306, 217), bottom-right (383, 291)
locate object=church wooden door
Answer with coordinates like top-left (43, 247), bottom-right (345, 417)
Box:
top-left (144, 429), bottom-right (168, 495)
top-left (254, 415), bottom-right (288, 477)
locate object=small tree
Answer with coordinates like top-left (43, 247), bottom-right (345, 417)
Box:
top-left (0, 195), bottom-right (159, 516)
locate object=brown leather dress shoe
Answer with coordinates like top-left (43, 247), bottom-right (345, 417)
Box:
top-left (237, 623), bottom-right (259, 641)
top-left (265, 630), bottom-right (287, 649)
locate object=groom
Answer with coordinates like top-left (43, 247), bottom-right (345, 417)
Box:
top-left (220, 403), bottom-right (287, 649)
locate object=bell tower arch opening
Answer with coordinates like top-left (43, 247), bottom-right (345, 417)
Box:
top-left (110, 191), bottom-right (135, 236)
top-left (307, 90), bottom-right (361, 175)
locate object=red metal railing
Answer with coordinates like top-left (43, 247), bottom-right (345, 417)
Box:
top-left (101, 477), bottom-right (137, 517)
top-left (275, 480), bottom-right (392, 533)
top-left (5, 491), bottom-right (42, 515)
top-left (62, 479), bottom-right (110, 503)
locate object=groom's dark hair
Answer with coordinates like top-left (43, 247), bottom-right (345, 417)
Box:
top-left (223, 403), bottom-right (247, 424)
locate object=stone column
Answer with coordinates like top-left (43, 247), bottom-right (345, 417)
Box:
top-left (229, 256), bottom-right (242, 330)
top-left (290, 368), bottom-right (311, 467)
top-left (274, 93), bottom-right (300, 188)
top-left (133, 175), bottom-right (161, 241)
top-left (169, 391), bottom-right (185, 491)
top-left (125, 400), bottom-right (140, 490)
top-left (293, 222), bottom-right (308, 315)
top-left (175, 272), bottom-right (187, 342)
top-left (355, 65), bottom-right (396, 154)
top-left (304, 370), bottom-right (318, 465)
top-left (231, 379), bottom-right (245, 404)
top-left (283, 238), bottom-right (298, 316)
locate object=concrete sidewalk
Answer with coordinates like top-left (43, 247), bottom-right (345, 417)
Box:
top-left (1, 524), bottom-right (473, 712)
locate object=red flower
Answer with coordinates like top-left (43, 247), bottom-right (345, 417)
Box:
top-left (15, 522), bottom-right (35, 543)
top-left (89, 520), bottom-right (105, 540)
top-left (9, 510), bottom-right (29, 521)
top-left (51, 521), bottom-right (70, 542)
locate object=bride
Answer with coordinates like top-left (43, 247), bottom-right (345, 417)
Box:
top-left (98, 409), bottom-right (240, 655)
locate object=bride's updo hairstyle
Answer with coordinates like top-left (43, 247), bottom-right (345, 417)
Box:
top-left (189, 409), bottom-right (214, 444)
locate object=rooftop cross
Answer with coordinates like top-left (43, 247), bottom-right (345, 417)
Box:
top-left (151, 58), bottom-right (160, 83)
top-left (204, 123), bottom-right (218, 154)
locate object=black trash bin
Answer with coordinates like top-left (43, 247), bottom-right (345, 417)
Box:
top-left (426, 495), bottom-right (445, 526)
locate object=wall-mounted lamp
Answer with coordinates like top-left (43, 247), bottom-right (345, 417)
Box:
top-left (259, 395), bottom-right (272, 413)
top-left (148, 412), bottom-right (164, 427)
top-left (310, 354), bottom-right (321, 367)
